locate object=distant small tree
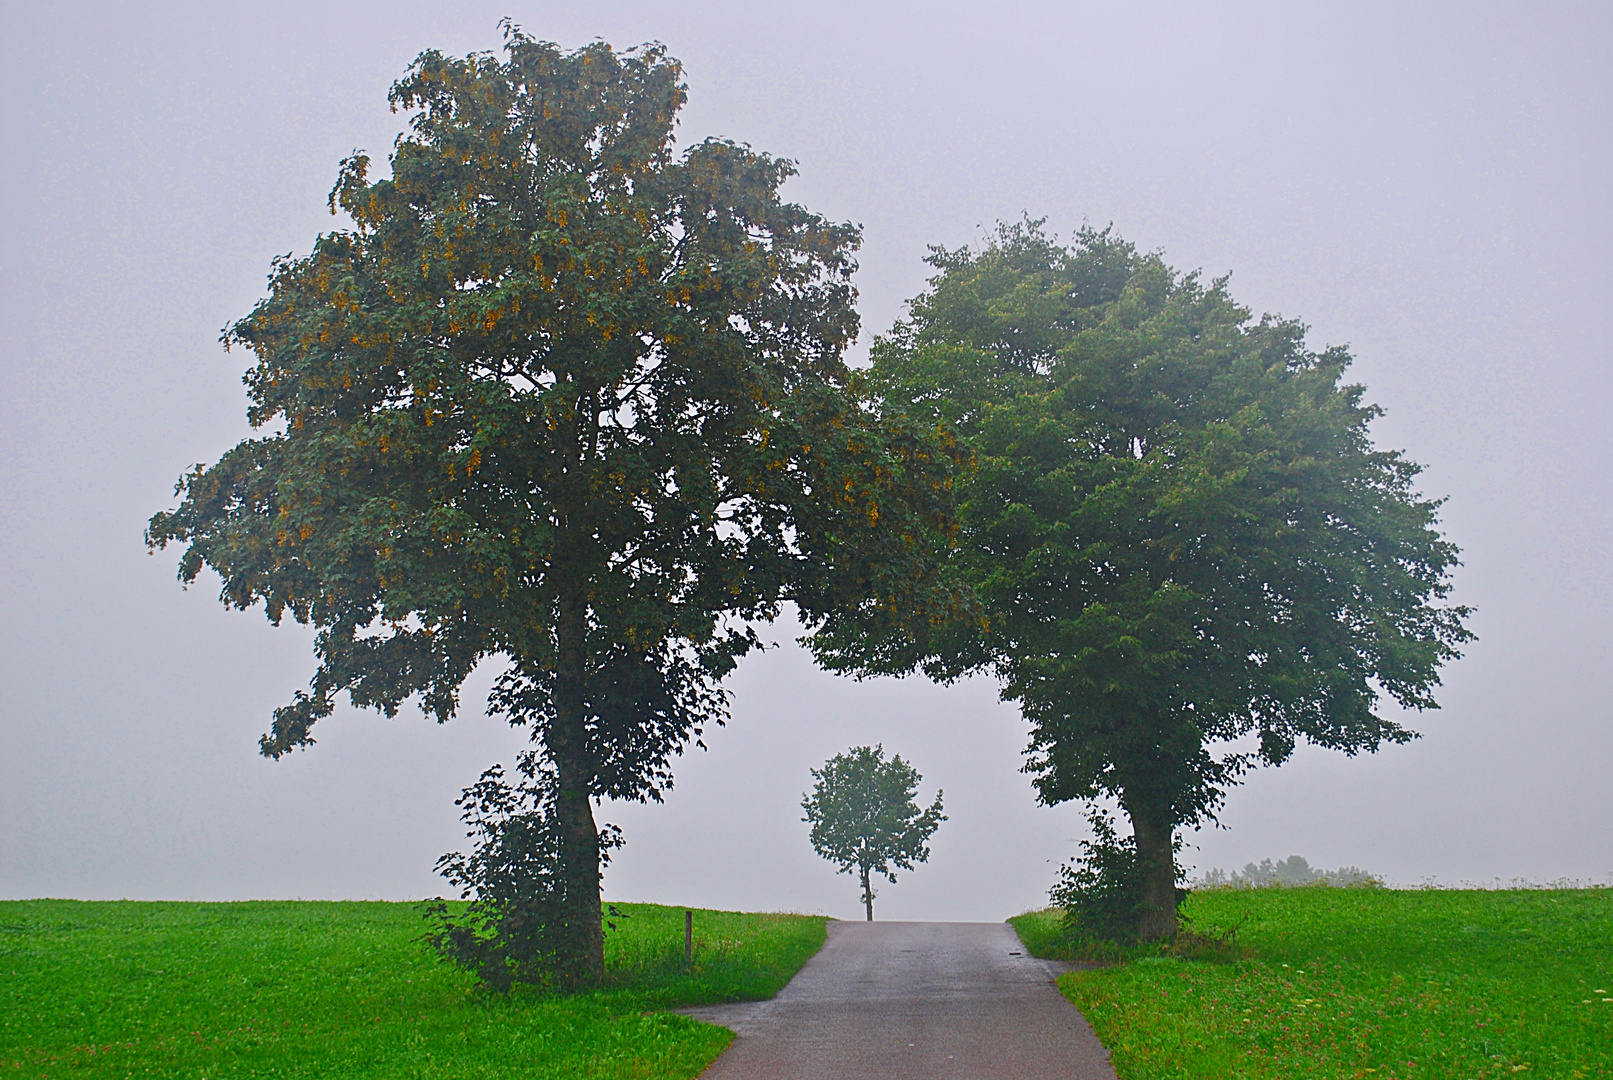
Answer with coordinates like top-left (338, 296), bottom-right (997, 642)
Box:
top-left (802, 745), bottom-right (945, 920)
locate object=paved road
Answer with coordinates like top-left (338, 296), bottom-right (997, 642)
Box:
top-left (679, 921), bottom-right (1118, 1079)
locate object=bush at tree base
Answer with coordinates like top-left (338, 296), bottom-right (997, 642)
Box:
top-left (1050, 809), bottom-right (1185, 943)
top-left (424, 752), bottom-right (623, 992)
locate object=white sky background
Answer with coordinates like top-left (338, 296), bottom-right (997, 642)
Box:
top-left (2, 1), bottom-right (1608, 920)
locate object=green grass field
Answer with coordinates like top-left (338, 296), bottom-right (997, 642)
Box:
top-left (0, 900), bottom-right (825, 1079)
top-left (1012, 888), bottom-right (1613, 1080)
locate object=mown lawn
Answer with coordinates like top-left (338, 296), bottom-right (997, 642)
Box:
top-left (1013, 888), bottom-right (1613, 1080)
top-left (0, 899), bottom-right (825, 1079)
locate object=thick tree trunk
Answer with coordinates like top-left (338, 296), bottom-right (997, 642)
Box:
top-left (552, 587), bottom-right (605, 987)
top-left (861, 866), bottom-right (874, 921)
top-left (1128, 808), bottom-right (1179, 941)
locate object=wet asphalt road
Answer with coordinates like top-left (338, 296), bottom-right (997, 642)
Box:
top-left (678, 921), bottom-right (1118, 1079)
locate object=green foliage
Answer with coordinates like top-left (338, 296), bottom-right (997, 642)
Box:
top-left (854, 218), bottom-right (1472, 936)
top-left (145, 24), bottom-right (962, 981)
top-left (1048, 808), bottom-right (1184, 942)
top-left (0, 900), bottom-right (825, 1079)
top-left (801, 744), bottom-right (945, 919)
top-left (425, 751), bottom-right (626, 991)
top-left (1024, 888), bottom-right (1613, 1079)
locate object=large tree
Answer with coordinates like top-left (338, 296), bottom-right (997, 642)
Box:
top-left (842, 221), bottom-right (1471, 939)
top-left (147, 27), bottom-right (962, 983)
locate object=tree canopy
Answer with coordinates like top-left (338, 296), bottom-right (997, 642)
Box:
top-left (146, 26), bottom-right (963, 982)
top-left (856, 221), bottom-right (1471, 938)
top-left (802, 745), bottom-right (945, 920)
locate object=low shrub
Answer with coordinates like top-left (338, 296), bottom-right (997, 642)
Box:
top-left (1048, 809), bottom-right (1185, 943)
top-left (424, 751), bottom-right (623, 992)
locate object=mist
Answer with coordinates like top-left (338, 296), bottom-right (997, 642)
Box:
top-left (2, 1), bottom-right (1608, 920)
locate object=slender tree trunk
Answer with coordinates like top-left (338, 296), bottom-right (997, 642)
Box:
top-left (1127, 807), bottom-right (1179, 941)
top-left (861, 866), bottom-right (873, 921)
top-left (552, 586), bottom-right (605, 987)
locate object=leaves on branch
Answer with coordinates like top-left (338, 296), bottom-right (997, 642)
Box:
top-left (856, 218), bottom-right (1472, 841)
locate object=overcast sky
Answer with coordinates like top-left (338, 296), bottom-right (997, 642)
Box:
top-left (2, 1), bottom-right (1609, 921)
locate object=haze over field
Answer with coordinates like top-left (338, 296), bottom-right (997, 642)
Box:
top-left (2, 1), bottom-right (1608, 920)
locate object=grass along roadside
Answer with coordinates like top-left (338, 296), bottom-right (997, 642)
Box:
top-left (1011, 888), bottom-right (1613, 1079)
top-left (0, 899), bottom-right (825, 1079)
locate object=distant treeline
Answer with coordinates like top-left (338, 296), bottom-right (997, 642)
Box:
top-left (1194, 856), bottom-right (1380, 889)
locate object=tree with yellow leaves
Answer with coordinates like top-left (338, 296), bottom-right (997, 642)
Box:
top-left (148, 23), bottom-right (965, 986)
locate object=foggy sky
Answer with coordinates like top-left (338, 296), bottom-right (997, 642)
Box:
top-left (2, 1), bottom-right (1609, 921)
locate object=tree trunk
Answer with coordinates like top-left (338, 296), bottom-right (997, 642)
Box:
top-left (1128, 808), bottom-right (1179, 941)
top-left (861, 866), bottom-right (874, 921)
top-left (552, 586), bottom-right (605, 987)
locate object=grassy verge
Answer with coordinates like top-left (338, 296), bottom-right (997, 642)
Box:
top-left (1011, 888), bottom-right (1613, 1079)
top-left (0, 899), bottom-right (825, 1079)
